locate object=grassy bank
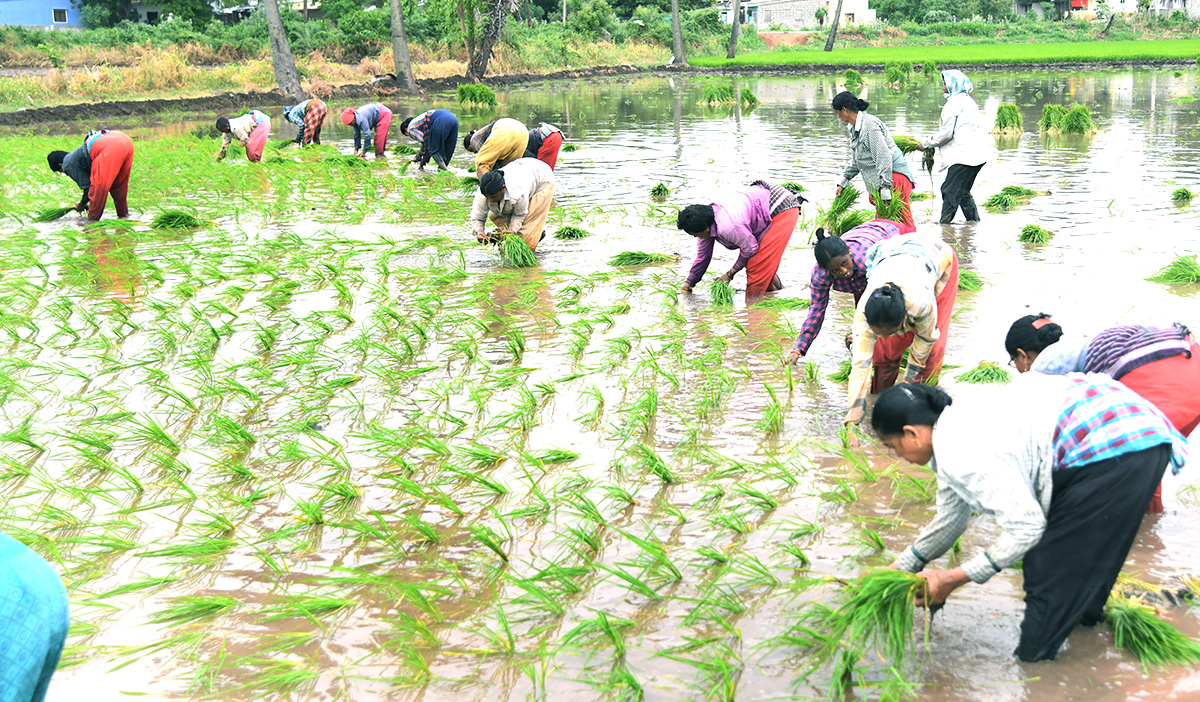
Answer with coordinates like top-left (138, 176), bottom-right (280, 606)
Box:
top-left (693, 38), bottom-right (1200, 68)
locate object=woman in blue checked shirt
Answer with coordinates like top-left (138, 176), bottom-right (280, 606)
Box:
top-left (871, 376), bottom-right (1187, 662)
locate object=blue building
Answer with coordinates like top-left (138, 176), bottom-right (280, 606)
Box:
top-left (0, 0), bottom-right (83, 27)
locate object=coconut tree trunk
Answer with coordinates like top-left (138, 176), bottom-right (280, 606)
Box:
top-left (670, 0), bottom-right (687, 65)
top-left (823, 0), bottom-right (843, 52)
top-left (390, 0), bottom-right (417, 91)
top-left (468, 0), bottom-right (512, 81)
top-left (263, 0), bottom-right (305, 102)
top-left (726, 0), bottom-right (741, 59)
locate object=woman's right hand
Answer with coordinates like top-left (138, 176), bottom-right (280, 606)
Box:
top-left (788, 349), bottom-right (803, 364)
top-left (836, 186), bottom-right (844, 197)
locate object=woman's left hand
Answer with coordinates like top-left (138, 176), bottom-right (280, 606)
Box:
top-left (717, 272), bottom-right (733, 284)
top-left (914, 567), bottom-right (970, 608)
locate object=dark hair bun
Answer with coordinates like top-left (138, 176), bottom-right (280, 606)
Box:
top-left (856, 98), bottom-right (870, 111)
top-left (926, 386), bottom-right (953, 413)
top-left (1038, 323), bottom-right (1064, 345)
top-left (815, 227), bottom-right (826, 241)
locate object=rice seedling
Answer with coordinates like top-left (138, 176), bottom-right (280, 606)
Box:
top-left (1038, 103), bottom-right (1068, 132)
top-left (497, 234), bottom-right (536, 267)
top-left (893, 135), bottom-right (922, 155)
top-left (148, 595), bottom-right (240, 626)
top-left (33, 206), bottom-right (74, 222)
top-left (531, 448), bottom-right (578, 464)
top-left (630, 443), bottom-right (677, 483)
top-left (751, 297), bottom-right (810, 310)
top-left (756, 386), bottom-right (785, 436)
top-left (561, 142), bottom-right (578, 152)
top-left (740, 87), bottom-right (759, 107)
top-left (873, 189), bottom-right (908, 222)
top-left (650, 182), bottom-right (670, 199)
top-left (151, 210), bottom-right (204, 229)
top-left (992, 104), bottom-right (1023, 135)
top-left (922, 61), bottom-right (938, 79)
top-left (392, 143), bottom-right (416, 155)
top-left (700, 82), bottom-right (737, 105)
top-left (956, 361), bottom-right (1011, 384)
top-left (983, 192), bottom-right (1020, 212)
top-left (1059, 104), bottom-right (1098, 135)
top-left (844, 68), bottom-right (865, 92)
top-left (710, 279), bottom-right (734, 306)
top-left (610, 251), bottom-right (674, 266)
top-left (457, 83), bottom-right (497, 107)
top-left (1147, 254), bottom-right (1200, 284)
top-left (957, 270), bottom-right (987, 291)
top-left (1106, 591), bottom-right (1200, 670)
top-left (1172, 187), bottom-right (1194, 204)
top-left (554, 225), bottom-right (590, 239)
top-left (828, 360), bottom-right (852, 383)
top-left (1019, 224), bottom-right (1054, 244)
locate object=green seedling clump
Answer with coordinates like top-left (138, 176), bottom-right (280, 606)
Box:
top-left (33, 206), bottom-right (74, 222)
top-left (561, 142), bottom-right (578, 152)
top-left (151, 210), bottom-right (203, 230)
top-left (740, 87), bottom-right (760, 107)
top-left (554, 225), bottom-right (590, 240)
top-left (750, 297), bottom-right (811, 310)
top-left (459, 175), bottom-right (481, 194)
top-left (457, 83), bottom-right (497, 107)
top-left (822, 184), bottom-right (872, 236)
top-left (1146, 254), bottom-right (1200, 284)
top-left (781, 181), bottom-right (805, 194)
top-left (893, 135), bottom-right (922, 155)
top-left (872, 189), bottom-right (907, 223)
top-left (393, 144), bottom-right (417, 155)
top-left (828, 360), bottom-right (853, 383)
top-left (993, 104), bottom-right (1023, 135)
top-left (844, 68), bottom-right (865, 91)
top-left (956, 361), bottom-right (1011, 384)
top-left (1059, 104), bottom-right (1098, 134)
top-left (884, 62), bottom-right (912, 87)
top-left (610, 251), bottom-right (674, 266)
top-left (1038, 103), bottom-right (1068, 132)
top-left (957, 270), bottom-right (987, 291)
top-left (1106, 591), bottom-right (1200, 670)
top-left (650, 182), bottom-right (670, 199)
top-left (984, 192), bottom-right (1020, 212)
top-left (1001, 185), bottom-right (1036, 198)
top-left (922, 61), bottom-right (939, 79)
top-left (701, 83), bottom-right (737, 105)
top-left (324, 154), bottom-right (370, 168)
top-left (1019, 224), bottom-right (1054, 243)
top-left (1172, 187), bottom-right (1194, 204)
top-left (710, 279), bottom-right (734, 306)
top-left (498, 234), bottom-right (536, 267)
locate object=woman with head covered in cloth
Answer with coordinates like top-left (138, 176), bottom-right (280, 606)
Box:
top-left (469, 158), bottom-right (556, 253)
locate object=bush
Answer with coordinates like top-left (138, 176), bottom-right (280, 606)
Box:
top-left (336, 9), bottom-right (391, 56)
top-left (925, 10), bottom-right (953, 22)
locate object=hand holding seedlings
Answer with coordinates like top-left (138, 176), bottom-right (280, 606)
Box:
top-left (680, 283), bottom-right (692, 293)
top-left (788, 349), bottom-right (803, 364)
top-left (914, 568), bottom-right (970, 608)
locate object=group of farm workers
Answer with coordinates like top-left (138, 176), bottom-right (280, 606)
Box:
top-left (31, 69), bottom-right (1197, 677)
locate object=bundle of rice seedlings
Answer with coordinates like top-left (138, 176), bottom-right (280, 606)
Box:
top-left (1105, 591), bottom-right (1200, 670)
top-left (710, 279), bottom-right (735, 306)
top-left (497, 234), bottom-right (536, 268)
top-left (610, 251), bottom-right (674, 266)
top-left (844, 68), bottom-right (865, 91)
top-left (457, 83), bottom-right (497, 107)
top-left (1059, 104), bottom-right (1098, 135)
top-left (781, 181), bottom-right (805, 194)
top-left (823, 185), bottom-right (873, 235)
top-left (922, 61), bottom-right (939, 80)
top-left (1172, 187), bottom-right (1194, 204)
top-left (264, 155), bottom-right (288, 165)
top-left (874, 191), bottom-right (907, 223)
top-left (956, 361), bottom-right (1011, 384)
top-left (992, 104), bottom-right (1023, 135)
top-left (1038, 104), bottom-right (1068, 132)
top-left (750, 297), bottom-right (811, 310)
top-left (554, 225), bottom-right (590, 240)
top-left (984, 192), bottom-right (1021, 212)
top-left (1000, 185), bottom-right (1038, 198)
top-left (271, 139), bottom-right (294, 150)
top-left (151, 210), bottom-right (204, 230)
top-left (884, 63), bottom-right (909, 88)
top-left (740, 87), bottom-right (759, 108)
top-left (33, 206), bottom-right (74, 222)
top-left (458, 175), bottom-right (481, 194)
top-left (828, 360), bottom-right (853, 383)
top-left (650, 182), bottom-right (670, 199)
top-left (393, 144), bottom-right (417, 155)
top-left (957, 270), bottom-right (987, 291)
top-left (701, 83), bottom-right (737, 105)
top-left (1146, 254), bottom-right (1200, 284)
top-left (324, 154), bottom-right (370, 168)
top-left (562, 143), bottom-right (579, 152)
top-left (837, 210), bottom-right (873, 236)
top-left (1019, 224), bottom-right (1054, 243)
top-left (893, 135), bottom-right (922, 155)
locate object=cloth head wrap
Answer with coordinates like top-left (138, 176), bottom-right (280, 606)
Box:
top-left (941, 70), bottom-right (973, 97)
top-left (480, 170), bottom-right (505, 197)
top-left (340, 108), bottom-right (356, 126)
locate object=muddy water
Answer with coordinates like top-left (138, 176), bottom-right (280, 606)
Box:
top-left (4, 68), bottom-right (1200, 701)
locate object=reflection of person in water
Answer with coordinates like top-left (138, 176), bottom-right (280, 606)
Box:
top-left (873, 378), bottom-right (1186, 663)
top-left (90, 230), bottom-right (144, 304)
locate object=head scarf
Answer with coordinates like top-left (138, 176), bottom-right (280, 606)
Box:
top-left (941, 70), bottom-right (973, 97)
top-left (480, 170), bottom-right (505, 197)
top-left (340, 108), bottom-right (356, 126)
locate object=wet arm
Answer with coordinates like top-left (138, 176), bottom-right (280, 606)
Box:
top-left (793, 270), bottom-right (832, 354)
top-left (845, 310), bottom-right (876, 425)
top-left (894, 484), bottom-right (971, 572)
top-left (686, 238), bottom-right (716, 288)
top-left (469, 194), bottom-right (489, 236)
top-left (901, 298), bottom-right (938, 382)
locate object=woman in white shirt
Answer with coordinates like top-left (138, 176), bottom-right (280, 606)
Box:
top-left (920, 70), bottom-right (989, 224)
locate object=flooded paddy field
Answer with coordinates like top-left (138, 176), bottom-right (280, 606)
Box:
top-left (1, 68), bottom-right (1199, 701)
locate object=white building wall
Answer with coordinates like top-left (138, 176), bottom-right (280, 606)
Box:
top-left (721, 0), bottom-right (875, 30)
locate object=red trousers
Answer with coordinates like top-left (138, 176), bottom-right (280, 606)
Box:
top-left (537, 132), bottom-right (563, 170)
top-left (868, 173), bottom-right (916, 234)
top-left (88, 131), bottom-right (134, 220)
top-left (304, 99), bottom-right (327, 145)
top-left (1119, 342), bottom-right (1200, 513)
top-left (745, 208), bottom-right (798, 297)
top-left (374, 106), bottom-right (393, 155)
top-left (871, 250), bottom-right (958, 391)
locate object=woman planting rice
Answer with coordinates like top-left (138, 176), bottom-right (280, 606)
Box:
top-left (788, 220), bottom-right (902, 364)
top-left (832, 91), bottom-right (917, 234)
top-left (845, 236), bottom-right (958, 426)
top-left (46, 129), bottom-right (135, 221)
top-left (677, 180), bottom-right (805, 300)
top-left (215, 111), bottom-right (270, 162)
top-left (523, 123), bottom-right (565, 170)
top-left (872, 378), bottom-right (1187, 662)
top-left (469, 159), bottom-right (555, 252)
top-left (0, 530), bottom-right (70, 702)
top-left (464, 118), bottom-right (529, 177)
top-left (282, 98), bottom-right (328, 146)
top-left (400, 109), bottom-right (460, 171)
top-left (1006, 314), bottom-right (1199, 513)
top-left (920, 70), bottom-right (990, 224)
top-left (341, 103), bottom-right (393, 158)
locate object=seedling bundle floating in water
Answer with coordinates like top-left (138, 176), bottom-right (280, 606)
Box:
top-left (1105, 591), bottom-right (1200, 671)
top-left (1172, 187), bottom-right (1194, 204)
top-left (457, 83), bottom-right (497, 108)
top-left (1040, 103), bottom-right (1098, 135)
top-left (781, 181), bottom-right (805, 194)
top-left (650, 182), bottom-right (670, 199)
top-left (984, 185), bottom-right (1049, 213)
top-left (1019, 224), bottom-right (1054, 243)
top-left (554, 225), bottom-right (590, 240)
top-left (392, 144), bottom-right (417, 155)
top-left (957, 270), bottom-right (987, 291)
top-left (610, 251), bottom-right (674, 266)
top-left (956, 361), bottom-right (1011, 384)
top-left (33, 206), bottom-right (74, 222)
top-left (561, 142), bottom-right (578, 152)
top-left (828, 360), bottom-right (853, 383)
top-left (1146, 254), bottom-right (1200, 284)
top-left (992, 104), bottom-right (1023, 135)
top-left (750, 297), bottom-right (811, 310)
top-left (151, 210), bottom-right (204, 230)
top-left (844, 68), bottom-right (865, 92)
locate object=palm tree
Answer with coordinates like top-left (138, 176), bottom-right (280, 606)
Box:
top-left (671, 0), bottom-right (687, 65)
top-left (390, 0), bottom-right (417, 91)
top-left (726, 0), bottom-right (742, 59)
top-left (262, 0), bottom-right (305, 101)
top-left (823, 0), bottom-right (843, 52)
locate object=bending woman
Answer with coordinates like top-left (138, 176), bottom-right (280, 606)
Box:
top-left (789, 219), bottom-right (901, 364)
top-left (469, 158), bottom-right (555, 252)
top-left (46, 129), bottom-right (135, 221)
top-left (1006, 314), bottom-right (1199, 513)
top-left (833, 91), bottom-right (917, 234)
top-left (873, 378), bottom-right (1187, 662)
top-left (464, 118), bottom-right (529, 177)
top-left (400, 109), bottom-right (459, 170)
top-left (342, 103), bottom-right (393, 157)
top-left (921, 70), bottom-right (989, 224)
top-left (678, 180), bottom-right (805, 299)
top-left (283, 98), bottom-right (327, 146)
top-left (845, 236), bottom-right (958, 425)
